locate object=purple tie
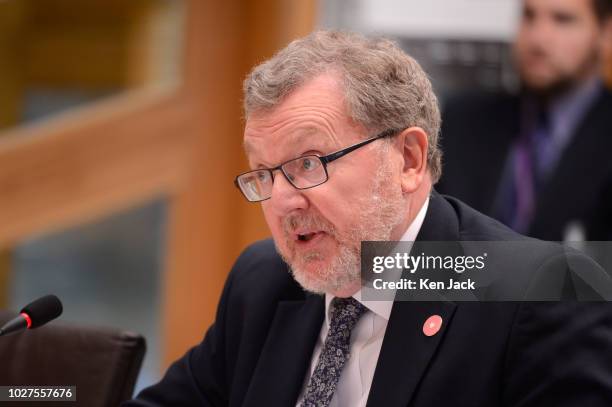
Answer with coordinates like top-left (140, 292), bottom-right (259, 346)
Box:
top-left (496, 104), bottom-right (551, 233)
top-left (512, 138), bottom-right (536, 232)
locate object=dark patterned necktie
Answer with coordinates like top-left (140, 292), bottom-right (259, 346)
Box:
top-left (299, 297), bottom-right (367, 407)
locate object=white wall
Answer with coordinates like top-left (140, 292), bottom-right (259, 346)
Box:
top-left (320, 0), bottom-right (521, 41)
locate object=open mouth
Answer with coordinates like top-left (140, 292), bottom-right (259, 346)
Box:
top-left (297, 233), bottom-right (316, 242)
top-left (296, 231), bottom-right (325, 243)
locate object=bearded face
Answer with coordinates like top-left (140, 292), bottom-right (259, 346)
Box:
top-left (514, 0), bottom-right (603, 96)
top-left (275, 150), bottom-right (405, 295)
top-left (244, 73), bottom-right (416, 298)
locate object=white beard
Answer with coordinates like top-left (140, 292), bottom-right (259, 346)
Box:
top-left (275, 149), bottom-right (406, 295)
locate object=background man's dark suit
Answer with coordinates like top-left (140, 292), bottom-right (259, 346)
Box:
top-left (437, 87), bottom-right (612, 240)
top-left (124, 193), bottom-right (612, 406)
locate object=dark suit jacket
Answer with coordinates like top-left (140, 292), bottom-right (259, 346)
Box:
top-left (123, 193), bottom-right (612, 406)
top-left (437, 87), bottom-right (612, 240)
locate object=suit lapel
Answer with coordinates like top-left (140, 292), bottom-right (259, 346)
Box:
top-left (480, 96), bottom-right (520, 213)
top-left (242, 294), bottom-right (324, 407)
top-left (366, 300), bottom-right (456, 407)
top-left (530, 89), bottom-right (612, 239)
top-left (367, 191), bottom-right (460, 406)
top-left (417, 191), bottom-right (461, 242)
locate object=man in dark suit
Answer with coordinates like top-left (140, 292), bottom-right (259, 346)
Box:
top-left (124, 30), bottom-right (612, 406)
top-left (438, 0), bottom-right (612, 241)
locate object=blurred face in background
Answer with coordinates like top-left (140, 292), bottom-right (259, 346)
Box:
top-left (514, 0), bottom-right (603, 95)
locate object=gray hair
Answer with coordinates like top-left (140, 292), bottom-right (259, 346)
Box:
top-left (243, 30), bottom-right (442, 183)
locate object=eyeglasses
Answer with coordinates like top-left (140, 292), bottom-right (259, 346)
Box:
top-left (234, 128), bottom-right (399, 202)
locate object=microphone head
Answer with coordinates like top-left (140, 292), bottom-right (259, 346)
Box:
top-left (20, 295), bottom-right (63, 329)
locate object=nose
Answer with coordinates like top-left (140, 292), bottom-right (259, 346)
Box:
top-left (267, 169), bottom-right (309, 216)
top-left (531, 23), bottom-right (552, 46)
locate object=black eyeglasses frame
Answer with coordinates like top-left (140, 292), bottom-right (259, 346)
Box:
top-left (234, 128), bottom-right (400, 202)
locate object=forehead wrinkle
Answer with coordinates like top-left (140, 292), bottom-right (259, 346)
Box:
top-left (243, 126), bottom-right (321, 154)
top-left (247, 104), bottom-right (344, 134)
top-left (243, 74), bottom-right (357, 162)
top-left (244, 112), bottom-right (344, 156)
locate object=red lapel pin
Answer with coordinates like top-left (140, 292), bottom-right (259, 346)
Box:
top-left (423, 315), bottom-right (443, 336)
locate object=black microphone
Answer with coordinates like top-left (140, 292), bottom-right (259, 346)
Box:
top-left (0, 295), bottom-right (63, 336)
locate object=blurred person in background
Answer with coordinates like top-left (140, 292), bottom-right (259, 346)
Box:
top-left (438, 0), bottom-right (612, 240)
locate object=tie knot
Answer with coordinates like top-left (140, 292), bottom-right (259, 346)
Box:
top-left (329, 297), bottom-right (367, 333)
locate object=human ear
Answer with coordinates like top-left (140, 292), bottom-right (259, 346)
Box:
top-left (397, 127), bottom-right (428, 193)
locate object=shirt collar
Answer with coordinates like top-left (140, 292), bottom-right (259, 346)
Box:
top-left (549, 75), bottom-right (602, 147)
top-left (522, 76), bottom-right (603, 149)
top-left (324, 197), bottom-right (430, 324)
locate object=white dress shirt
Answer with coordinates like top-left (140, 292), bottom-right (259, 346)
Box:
top-left (296, 198), bottom-right (429, 407)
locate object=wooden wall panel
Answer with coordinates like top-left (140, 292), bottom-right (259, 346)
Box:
top-left (162, 0), bottom-right (317, 366)
top-left (0, 89), bottom-right (195, 247)
top-left (0, 250), bottom-right (9, 308)
top-left (161, 0), bottom-right (245, 366)
top-left (22, 0), bottom-right (154, 89)
top-left (0, 1), bottom-right (26, 129)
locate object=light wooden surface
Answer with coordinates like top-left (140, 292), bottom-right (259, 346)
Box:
top-left (0, 250), bottom-right (9, 308)
top-left (0, 0), bottom-right (316, 371)
top-left (0, 88), bottom-right (194, 247)
top-left (0, 1), bottom-right (26, 128)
